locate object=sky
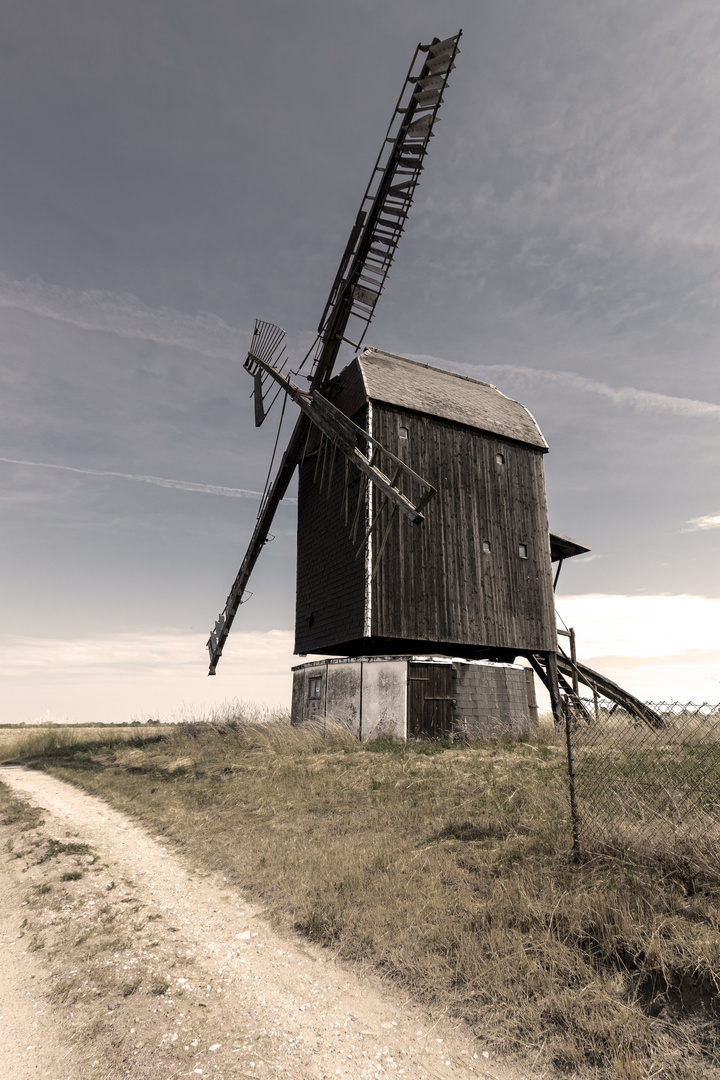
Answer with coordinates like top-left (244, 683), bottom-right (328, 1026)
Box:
top-left (3, 0), bottom-right (720, 724)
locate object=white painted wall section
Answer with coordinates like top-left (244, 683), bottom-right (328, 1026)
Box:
top-left (325, 661), bottom-right (362, 736)
top-left (360, 659), bottom-right (407, 741)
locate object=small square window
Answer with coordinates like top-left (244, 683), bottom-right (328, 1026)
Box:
top-left (519, 544), bottom-right (528, 559)
top-left (496, 452), bottom-right (505, 465)
top-left (399, 426), bottom-right (408, 440)
top-left (308, 676), bottom-right (322, 699)
top-left (482, 540), bottom-right (491, 553)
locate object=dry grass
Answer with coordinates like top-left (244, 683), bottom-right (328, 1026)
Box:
top-left (0, 724), bottom-right (163, 761)
top-left (0, 702), bottom-right (288, 761)
top-left (7, 712), bottom-right (720, 1079)
top-left (571, 728), bottom-right (720, 880)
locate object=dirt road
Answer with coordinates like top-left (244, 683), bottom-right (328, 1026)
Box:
top-left (0, 766), bottom-right (539, 1080)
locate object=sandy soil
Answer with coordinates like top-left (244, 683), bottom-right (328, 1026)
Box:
top-left (0, 766), bottom-right (542, 1080)
top-left (0, 856), bottom-right (77, 1078)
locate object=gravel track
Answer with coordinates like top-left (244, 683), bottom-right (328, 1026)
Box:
top-left (0, 766), bottom-right (540, 1080)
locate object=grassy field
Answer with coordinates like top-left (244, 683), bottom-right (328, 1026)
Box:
top-left (0, 723), bottom-right (164, 756)
top-left (570, 720), bottom-right (720, 870)
top-left (2, 715), bottom-right (719, 1079)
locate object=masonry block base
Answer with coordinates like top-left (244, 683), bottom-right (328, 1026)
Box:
top-left (291, 656), bottom-right (538, 740)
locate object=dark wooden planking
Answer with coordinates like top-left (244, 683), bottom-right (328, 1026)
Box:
top-left (323, 361), bottom-right (369, 426)
top-left (371, 405), bottom-right (557, 653)
top-left (407, 665), bottom-right (427, 739)
top-left (295, 437), bottom-right (367, 655)
top-left (295, 354), bottom-right (557, 659)
top-left (408, 663), bottom-right (453, 738)
top-left (303, 361), bottom-right (369, 456)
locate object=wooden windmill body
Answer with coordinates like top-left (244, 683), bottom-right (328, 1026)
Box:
top-left (296, 348), bottom-right (557, 661)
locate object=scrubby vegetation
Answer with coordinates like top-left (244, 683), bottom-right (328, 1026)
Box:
top-left (3, 710), bottom-right (719, 1079)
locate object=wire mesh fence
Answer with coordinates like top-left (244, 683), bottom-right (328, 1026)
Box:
top-left (564, 698), bottom-right (720, 871)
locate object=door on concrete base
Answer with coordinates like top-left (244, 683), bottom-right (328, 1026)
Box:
top-left (408, 663), bottom-right (454, 739)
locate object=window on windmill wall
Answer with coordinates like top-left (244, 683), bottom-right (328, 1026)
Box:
top-left (496, 452), bottom-right (505, 465)
top-left (519, 543), bottom-right (528, 559)
top-left (482, 540), bottom-right (491, 553)
top-left (399, 426), bottom-right (408, 440)
top-left (308, 676), bottom-right (322, 700)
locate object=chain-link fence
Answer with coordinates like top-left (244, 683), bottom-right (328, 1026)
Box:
top-left (563, 698), bottom-right (720, 872)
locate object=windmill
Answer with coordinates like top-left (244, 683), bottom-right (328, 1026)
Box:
top-left (207, 31), bottom-right (661, 736)
top-left (207, 32), bottom-right (462, 676)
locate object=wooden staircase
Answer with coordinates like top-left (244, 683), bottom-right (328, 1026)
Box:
top-left (529, 650), bottom-right (663, 728)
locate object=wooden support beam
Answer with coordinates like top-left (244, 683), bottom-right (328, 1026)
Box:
top-left (569, 627), bottom-right (579, 696)
top-left (545, 652), bottom-right (565, 728)
top-left (555, 670), bottom-right (593, 724)
top-left (248, 352), bottom-right (436, 523)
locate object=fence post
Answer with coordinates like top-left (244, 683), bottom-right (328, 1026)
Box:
top-left (569, 627), bottom-right (579, 697)
top-left (564, 701), bottom-right (581, 860)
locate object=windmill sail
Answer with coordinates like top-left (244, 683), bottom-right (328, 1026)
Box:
top-left (311, 32), bottom-right (462, 388)
top-left (244, 351), bottom-right (436, 524)
top-left (246, 319), bottom-right (288, 427)
top-left (207, 32), bottom-right (461, 674)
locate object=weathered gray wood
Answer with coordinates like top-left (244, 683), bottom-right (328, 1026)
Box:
top-left (371, 403), bottom-right (557, 653)
top-left (295, 351), bottom-right (560, 657)
top-left (557, 656), bottom-right (662, 728)
top-left (545, 652), bottom-right (565, 727)
top-left (358, 348), bottom-right (548, 448)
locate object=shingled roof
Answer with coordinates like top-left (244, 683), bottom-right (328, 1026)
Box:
top-left (352, 348), bottom-right (548, 450)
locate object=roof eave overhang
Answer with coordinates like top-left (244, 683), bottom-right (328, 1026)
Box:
top-left (549, 531), bottom-right (591, 562)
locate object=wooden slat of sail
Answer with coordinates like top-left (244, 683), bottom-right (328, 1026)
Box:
top-left (311, 32), bottom-right (462, 380)
top-left (246, 354), bottom-right (436, 524)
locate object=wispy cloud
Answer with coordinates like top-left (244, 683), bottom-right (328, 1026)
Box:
top-left (410, 354), bottom-right (720, 422)
top-left (475, 365), bottom-right (720, 421)
top-left (0, 272), bottom-right (244, 360)
top-left (0, 456), bottom-right (297, 503)
top-left (684, 512), bottom-right (720, 532)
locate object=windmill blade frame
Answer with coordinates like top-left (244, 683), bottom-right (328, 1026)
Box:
top-left (207, 32), bottom-right (461, 675)
top-left (309, 31), bottom-right (462, 389)
top-left (245, 350), bottom-right (436, 523)
top-left (246, 319), bottom-right (288, 428)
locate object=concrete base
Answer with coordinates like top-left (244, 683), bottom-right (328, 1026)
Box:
top-left (291, 656), bottom-right (538, 741)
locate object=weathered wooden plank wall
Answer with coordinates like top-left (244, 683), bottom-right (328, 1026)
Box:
top-left (295, 442), bottom-right (367, 654)
top-left (371, 405), bottom-right (557, 653)
top-left (295, 370), bottom-right (557, 658)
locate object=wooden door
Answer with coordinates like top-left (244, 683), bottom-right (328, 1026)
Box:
top-left (408, 664), bottom-right (454, 739)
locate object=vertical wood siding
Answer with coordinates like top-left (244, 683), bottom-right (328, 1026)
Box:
top-left (371, 406), bottom-right (557, 653)
top-left (295, 426), bottom-right (368, 654)
top-left (408, 663), bottom-right (454, 738)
